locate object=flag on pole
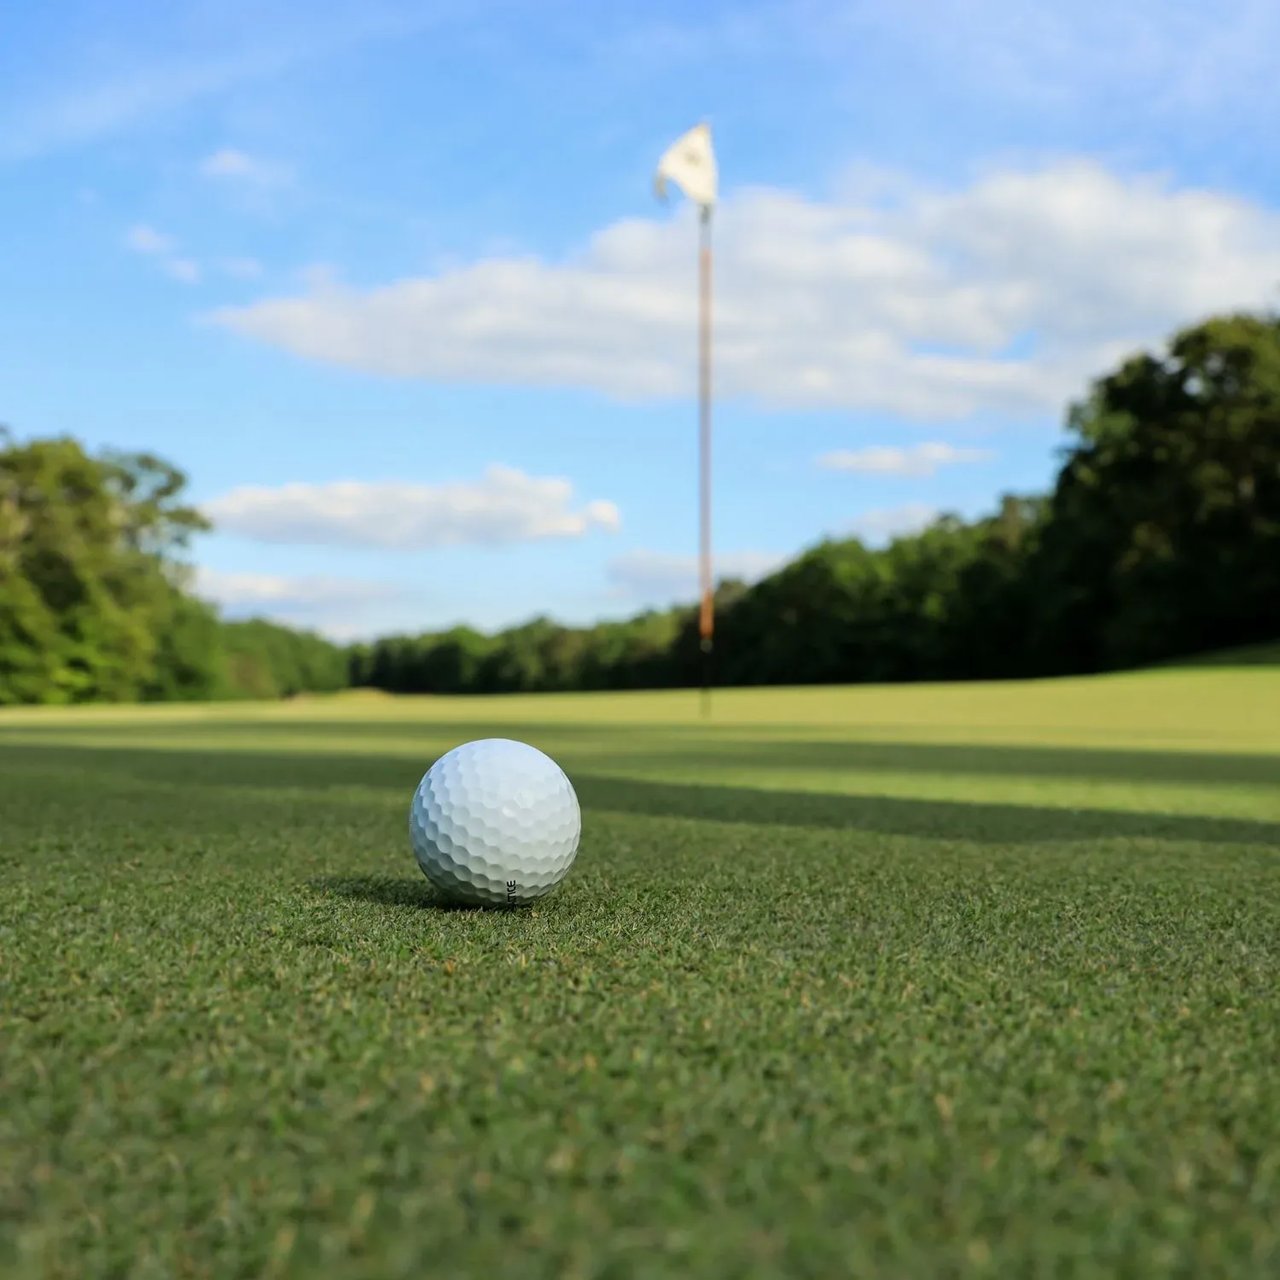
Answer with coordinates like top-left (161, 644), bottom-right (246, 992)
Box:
top-left (654, 123), bottom-right (718, 209)
top-left (655, 123), bottom-right (718, 715)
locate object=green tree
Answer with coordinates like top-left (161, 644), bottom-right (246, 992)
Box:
top-left (219, 619), bottom-right (348, 698)
top-left (947, 495), bottom-right (1046, 679)
top-left (715, 539), bottom-right (893, 686)
top-left (143, 588), bottom-right (230, 701)
top-left (416, 627), bottom-right (494, 693)
top-left (477, 618), bottom-right (561, 692)
top-left (1033, 313), bottom-right (1280, 669)
top-left (0, 432), bottom-right (218, 702)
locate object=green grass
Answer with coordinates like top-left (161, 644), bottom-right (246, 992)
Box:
top-left (1166, 641), bottom-right (1280, 668)
top-left (2, 668), bottom-right (1279, 1279)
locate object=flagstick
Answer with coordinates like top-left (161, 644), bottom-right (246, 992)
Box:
top-left (698, 203), bottom-right (714, 718)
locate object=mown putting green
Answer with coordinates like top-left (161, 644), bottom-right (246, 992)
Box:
top-left (2, 667), bottom-right (1278, 1277)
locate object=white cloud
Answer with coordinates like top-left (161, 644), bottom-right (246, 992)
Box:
top-left (163, 257), bottom-right (202, 284)
top-left (127, 223), bottom-right (204, 284)
top-left (195, 567), bottom-right (399, 609)
top-left (126, 224), bottom-right (174, 255)
top-left (220, 257), bottom-right (264, 279)
top-left (208, 160), bottom-right (1280, 420)
top-left (849, 503), bottom-right (941, 544)
top-left (608, 549), bottom-right (785, 602)
top-left (192, 568), bottom-right (411, 640)
top-left (202, 466), bottom-right (621, 550)
top-left (818, 442), bottom-right (994, 476)
top-left (200, 148), bottom-right (289, 186)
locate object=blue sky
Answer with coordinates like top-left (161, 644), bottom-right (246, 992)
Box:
top-left (4, 0), bottom-right (1280, 639)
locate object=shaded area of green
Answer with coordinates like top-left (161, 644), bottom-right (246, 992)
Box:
top-left (2, 686), bottom-right (1279, 1278)
top-left (6, 726), bottom-right (1280, 785)
top-left (0, 736), bottom-right (1278, 842)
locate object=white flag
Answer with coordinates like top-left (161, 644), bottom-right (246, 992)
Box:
top-left (654, 123), bottom-right (717, 209)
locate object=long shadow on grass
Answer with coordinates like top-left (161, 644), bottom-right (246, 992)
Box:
top-left (574, 776), bottom-right (1280, 846)
top-left (597, 740), bottom-right (1280, 789)
top-left (3, 720), bottom-right (1278, 788)
top-left (0, 743), bottom-right (1276, 847)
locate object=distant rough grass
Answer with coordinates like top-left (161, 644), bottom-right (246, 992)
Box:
top-left (1168, 641), bottom-right (1280, 667)
top-left (2, 669), bottom-right (1278, 1279)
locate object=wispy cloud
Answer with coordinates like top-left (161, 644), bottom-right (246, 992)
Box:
top-left (3, 50), bottom-right (290, 164)
top-left (125, 224), bottom-right (201, 285)
top-left (607, 549), bottom-right (784, 603)
top-left (200, 148), bottom-right (291, 187)
top-left (125, 224), bottom-right (175, 256)
top-left (193, 567), bottom-right (413, 640)
top-left (819, 443), bottom-right (994, 476)
top-left (202, 466), bottom-right (621, 550)
top-left (5, 0), bottom-right (1276, 168)
top-left (0, 6), bottom-right (452, 162)
top-left (837, 0), bottom-right (1280, 122)
top-left (849, 503), bottom-right (940, 544)
top-left (126, 223), bottom-right (260, 286)
top-left (220, 257), bottom-right (264, 280)
top-left (162, 258), bottom-right (202, 285)
top-left (209, 160), bottom-right (1280, 420)
top-left (195, 567), bottom-right (401, 610)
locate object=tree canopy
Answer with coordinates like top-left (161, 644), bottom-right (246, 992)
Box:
top-left (0, 432), bottom-right (347, 704)
top-left (1031, 313), bottom-right (1280, 670)
top-left (3, 309), bottom-right (1277, 705)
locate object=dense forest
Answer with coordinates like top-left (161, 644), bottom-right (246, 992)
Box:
top-left (3, 312), bottom-right (1277, 704)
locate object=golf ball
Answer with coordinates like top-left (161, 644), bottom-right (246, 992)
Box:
top-left (408, 738), bottom-right (581, 907)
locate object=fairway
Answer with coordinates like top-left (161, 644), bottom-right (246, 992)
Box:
top-left (3, 668), bottom-right (1279, 1278)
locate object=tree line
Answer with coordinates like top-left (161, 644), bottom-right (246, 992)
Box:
top-left (350, 312), bottom-right (1280, 693)
top-left (2, 311), bottom-right (1277, 704)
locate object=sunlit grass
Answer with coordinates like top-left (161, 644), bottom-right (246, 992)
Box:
top-left (2, 667), bottom-right (1278, 1277)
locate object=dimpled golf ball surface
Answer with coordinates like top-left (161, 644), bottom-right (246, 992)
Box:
top-left (409, 738), bottom-right (581, 907)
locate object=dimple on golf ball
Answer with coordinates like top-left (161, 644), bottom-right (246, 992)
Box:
top-left (408, 738), bottom-right (581, 907)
